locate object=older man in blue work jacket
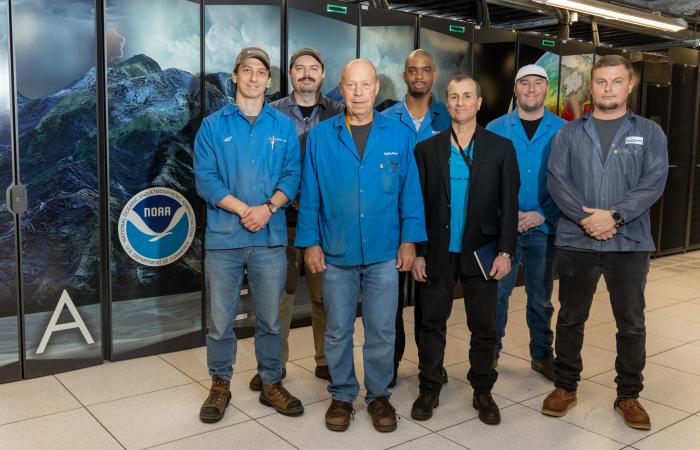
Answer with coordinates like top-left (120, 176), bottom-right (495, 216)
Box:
top-left (295, 59), bottom-right (426, 433)
top-left (382, 49), bottom-right (451, 387)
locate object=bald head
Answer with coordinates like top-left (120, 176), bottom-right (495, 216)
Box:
top-left (340, 59), bottom-right (378, 84)
top-left (404, 49), bottom-right (434, 71)
top-left (340, 59), bottom-right (380, 119)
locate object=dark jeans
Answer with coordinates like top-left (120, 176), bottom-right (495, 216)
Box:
top-left (554, 249), bottom-right (649, 399)
top-left (415, 253), bottom-right (498, 395)
top-left (394, 272), bottom-right (421, 370)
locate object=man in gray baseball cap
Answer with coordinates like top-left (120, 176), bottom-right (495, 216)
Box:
top-left (247, 47), bottom-right (342, 393)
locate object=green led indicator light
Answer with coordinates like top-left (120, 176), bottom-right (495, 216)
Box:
top-left (542, 39), bottom-right (556, 47)
top-left (449, 25), bottom-right (466, 34)
top-left (327, 4), bottom-right (347, 14)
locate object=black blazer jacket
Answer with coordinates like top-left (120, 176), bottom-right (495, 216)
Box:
top-left (414, 125), bottom-right (520, 277)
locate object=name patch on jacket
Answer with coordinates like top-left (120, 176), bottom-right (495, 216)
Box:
top-left (625, 136), bottom-right (643, 145)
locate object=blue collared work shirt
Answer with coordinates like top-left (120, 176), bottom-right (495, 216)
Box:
top-left (382, 96), bottom-right (451, 144)
top-left (295, 111), bottom-right (427, 266)
top-left (548, 110), bottom-right (668, 252)
top-left (487, 108), bottom-right (567, 234)
top-left (448, 143), bottom-right (472, 252)
top-left (194, 102), bottom-right (301, 250)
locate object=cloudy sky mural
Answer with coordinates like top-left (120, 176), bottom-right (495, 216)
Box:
top-left (360, 25), bottom-right (414, 105)
top-left (287, 7), bottom-right (356, 96)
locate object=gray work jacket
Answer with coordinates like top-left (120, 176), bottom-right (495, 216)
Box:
top-left (270, 93), bottom-right (344, 157)
top-left (547, 110), bottom-right (668, 252)
top-left (270, 93), bottom-right (343, 225)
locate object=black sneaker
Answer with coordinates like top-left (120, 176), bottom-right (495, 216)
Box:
top-left (473, 392), bottom-right (501, 425)
top-left (249, 367), bottom-right (286, 392)
top-left (411, 392), bottom-right (440, 421)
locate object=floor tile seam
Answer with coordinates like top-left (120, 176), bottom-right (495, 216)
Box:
top-left (383, 431), bottom-right (469, 449)
top-left (625, 413), bottom-right (697, 448)
top-left (646, 340), bottom-right (700, 358)
top-left (0, 405), bottom-right (85, 430)
top-left (138, 422), bottom-right (250, 450)
top-left (156, 355), bottom-right (201, 383)
top-left (82, 380), bottom-right (205, 408)
top-left (582, 377), bottom-right (699, 415)
top-left (53, 375), bottom-right (128, 450)
top-left (516, 399), bottom-right (631, 447)
top-left (251, 415), bottom-right (305, 450)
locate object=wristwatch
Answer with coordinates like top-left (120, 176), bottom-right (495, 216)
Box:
top-left (265, 200), bottom-right (279, 214)
top-left (498, 252), bottom-right (513, 262)
top-left (610, 209), bottom-right (624, 226)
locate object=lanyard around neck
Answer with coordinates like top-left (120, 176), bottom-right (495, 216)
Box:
top-left (450, 127), bottom-right (475, 169)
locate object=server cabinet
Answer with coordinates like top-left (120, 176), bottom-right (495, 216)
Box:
top-left (288, 0), bottom-right (359, 101)
top-left (0, 0), bottom-right (20, 383)
top-left (558, 40), bottom-right (594, 121)
top-left (13, 0), bottom-right (102, 377)
top-left (660, 64), bottom-right (696, 254)
top-left (359, 6), bottom-right (416, 110)
top-left (473, 28), bottom-right (517, 127)
top-left (417, 16), bottom-right (473, 104)
top-left (107, 0), bottom-right (205, 359)
top-left (641, 62), bottom-right (672, 254)
top-left (517, 33), bottom-right (561, 115)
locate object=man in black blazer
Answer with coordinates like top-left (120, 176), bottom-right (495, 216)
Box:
top-left (410, 75), bottom-right (520, 425)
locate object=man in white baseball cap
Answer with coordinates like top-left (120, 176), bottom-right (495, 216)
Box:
top-left (486, 63), bottom-right (567, 381)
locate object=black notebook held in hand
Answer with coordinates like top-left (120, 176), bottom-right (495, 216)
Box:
top-left (474, 241), bottom-right (498, 281)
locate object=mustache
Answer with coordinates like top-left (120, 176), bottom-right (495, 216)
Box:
top-left (297, 76), bottom-right (316, 82)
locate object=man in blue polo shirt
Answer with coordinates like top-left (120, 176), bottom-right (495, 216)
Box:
top-left (487, 65), bottom-right (566, 380)
top-left (194, 47), bottom-right (302, 423)
top-left (296, 59), bottom-right (426, 433)
top-left (382, 49), bottom-right (451, 387)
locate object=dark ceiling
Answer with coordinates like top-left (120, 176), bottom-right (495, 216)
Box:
top-left (343, 0), bottom-right (700, 52)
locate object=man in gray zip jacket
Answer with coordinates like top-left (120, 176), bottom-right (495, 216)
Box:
top-left (248, 47), bottom-right (343, 392)
top-left (541, 55), bottom-right (668, 431)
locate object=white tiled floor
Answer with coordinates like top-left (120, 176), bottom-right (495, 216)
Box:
top-left (2, 252), bottom-right (700, 449)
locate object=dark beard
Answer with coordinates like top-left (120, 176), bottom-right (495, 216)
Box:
top-left (408, 87), bottom-right (429, 98)
top-left (594, 100), bottom-right (621, 111)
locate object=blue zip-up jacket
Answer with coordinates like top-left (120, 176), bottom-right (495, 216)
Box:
top-left (548, 110), bottom-right (668, 252)
top-left (487, 108), bottom-right (567, 234)
top-left (295, 111), bottom-right (427, 266)
top-left (194, 103), bottom-right (301, 250)
top-left (382, 96), bottom-right (451, 143)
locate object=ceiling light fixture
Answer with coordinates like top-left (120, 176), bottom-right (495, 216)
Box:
top-left (532, 0), bottom-right (687, 32)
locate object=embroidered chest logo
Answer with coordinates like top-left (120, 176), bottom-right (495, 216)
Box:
top-left (268, 136), bottom-right (287, 150)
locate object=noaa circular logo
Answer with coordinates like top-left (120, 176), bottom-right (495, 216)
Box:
top-left (118, 187), bottom-right (196, 267)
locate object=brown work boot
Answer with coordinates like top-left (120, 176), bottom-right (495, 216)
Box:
top-left (367, 397), bottom-right (397, 432)
top-left (325, 399), bottom-right (355, 432)
top-left (531, 359), bottom-right (556, 382)
top-left (615, 398), bottom-right (651, 430)
top-left (260, 382), bottom-right (304, 416)
top-left (249, 367), bottom-right (286, 392)
top-left (542, 388), bottom-right (577, 417)
top-left (199, 376), bottom-right (231, 423)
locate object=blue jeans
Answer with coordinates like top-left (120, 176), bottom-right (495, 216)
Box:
top-left (205, 246), bottom-right (286, 383)
top-left (323, 260), bottom-right (398, 404)
top-left (496, 231), bottom-right (555, 362)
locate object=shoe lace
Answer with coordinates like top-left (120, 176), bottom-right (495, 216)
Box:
top-left (269, 382), bottom-right (295, 403)
top-left (371, 397), bottom-right (395, 413)
top-left (618, 399), bottom-right (644, 412)
top-left (207, 379), bottom-right (229, 405)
